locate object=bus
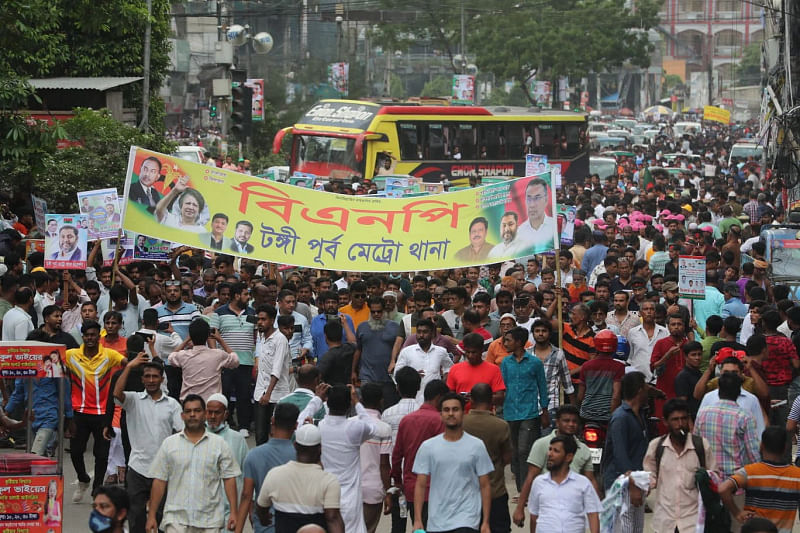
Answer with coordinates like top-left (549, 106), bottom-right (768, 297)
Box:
top-left (272, 99), bottom-right (589, 186)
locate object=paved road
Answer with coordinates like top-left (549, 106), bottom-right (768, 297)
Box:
top-left (60, 436), bottom-right (666, 532)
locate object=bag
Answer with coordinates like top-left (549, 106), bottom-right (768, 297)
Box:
top-left (695, 468), bottom-right (732, 533)
top-left (654, 434), bottom-right (706, 477)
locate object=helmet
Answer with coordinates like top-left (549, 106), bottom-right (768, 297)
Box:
top-left (594, 329), bottom-right (618, 353)
top-left (615, 335), bottom-right (630, 362)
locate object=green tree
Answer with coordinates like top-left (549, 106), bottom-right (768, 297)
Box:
top-left (420, 76), bottom-right (453, 98)
top-left (735, 43), bottom-right (762, 86)
top-left (1, 0), bottom-right (172, 131)
top-left (373, 0), bottom-right (660, 100)
top-left (23, 109), bottom-right (174, 212)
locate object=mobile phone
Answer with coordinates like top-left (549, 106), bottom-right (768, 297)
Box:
top-left (157, 322), bottom-right (170, 331)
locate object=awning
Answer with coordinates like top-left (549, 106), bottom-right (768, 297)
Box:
top-left (27, 77), bottom-right (143, 91)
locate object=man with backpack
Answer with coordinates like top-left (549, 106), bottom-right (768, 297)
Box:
top-left (643, 398), bottom-right (715, 533)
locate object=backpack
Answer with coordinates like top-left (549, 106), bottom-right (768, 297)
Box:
top-left (654, 434), bottom-right (706, 477)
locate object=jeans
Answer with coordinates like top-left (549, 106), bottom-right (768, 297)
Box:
top-left (70, 412), bottom-right (109, 488)
top-left (127, 467), bottom-right (163, 533)
top-left (222, 365), bottom-right (253, 431)
top-left (30, 427), bottom-right (55, 456)
top-left (508, 418), bottom-right (541, 492)
top-left (254, 402), bottom-right (275, 446)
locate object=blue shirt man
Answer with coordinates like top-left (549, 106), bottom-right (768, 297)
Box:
top-left (311, 313), bottom-right (355, 361)
top-left (721, 283), bottom-right (748, 320)
top-left (693, 281), bottom-right (725, 332)
top-left (581, 236), bottom-right (609, 279)
top-left (601, 374), bottom-right (650, 490)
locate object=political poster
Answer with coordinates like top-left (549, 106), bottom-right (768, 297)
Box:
top-left (24, 240), bottom-right (45, 257)
top-left (525, 154), bottom-right (549, 177)
top-left (452, 75), bottom-right (475, 104)
top-left (100, 232), bottom-right (134, 266)
top-left (328, 62), bottom-right (349, 97)
top-left (43, 214), bottom-right (87, 270)
top-left (678, 255), bottom-right (706, 299)
top-left (245, 78), bottom-right (264, 121)
top-left (133, 234), bottom-right (172, 262)
top-left (551, 163), bottom-right (562, 190)
top-left (122, 147), bottom-right (558, 272)
top-left (289, 173), bottom-right (317, 189)
top-left (30, 194), bottom-right (48, 232)
top-left (76, 188), bottom-right (122, 239)
top-left (557, 205), bottom-right (577, 247)
top-left (0, 474), bottom-right (63, 531)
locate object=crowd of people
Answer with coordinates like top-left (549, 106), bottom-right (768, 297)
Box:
top-left (0, 120), bottom-right (798, 533)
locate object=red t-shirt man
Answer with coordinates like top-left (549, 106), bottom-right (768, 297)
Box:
top-left (447, 332), bottom-right (506, 410)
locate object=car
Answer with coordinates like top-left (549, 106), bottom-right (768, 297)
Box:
top-left (605, 129), bottom-right (632, 141)
top-left (673, 121), bottom-right (702, 138)
top-left (613, 118), bottom-right (637, 131)
top-left (171, 146), bottom-right (205, 164)
top-left (728, 143), bottom-right (764, 166)
top-left (590, 156), bottom-right (618, 179)
top-left (590, 136), bottom-right (628, 152)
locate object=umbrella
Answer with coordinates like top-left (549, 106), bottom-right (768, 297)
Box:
top-left (619, 108), bottom-right (634, 116)
top-left (643, 105), bottom-right (672, 116)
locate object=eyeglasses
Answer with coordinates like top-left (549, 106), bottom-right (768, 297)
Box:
top-left (352, 293), bottom-right (367, 299)
top-left (528, 194), bottom-right (547, 203)
top-left (164, 280), bottom-right (181, 287)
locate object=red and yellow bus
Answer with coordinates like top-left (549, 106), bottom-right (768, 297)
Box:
top-left (272, 99), bottom-right (589, 185)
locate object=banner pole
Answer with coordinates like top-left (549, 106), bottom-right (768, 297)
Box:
top-left (110, 229), bottom-right (123, 285)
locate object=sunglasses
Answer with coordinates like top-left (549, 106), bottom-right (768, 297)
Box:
top-left (164, 280), bottom-right (181, 287)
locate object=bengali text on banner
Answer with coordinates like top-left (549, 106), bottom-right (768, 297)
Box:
top-left (122, 147), bottom-right (557, 271)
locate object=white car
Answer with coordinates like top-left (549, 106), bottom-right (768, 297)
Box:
top-left (171, 146), bottom-right (205, 164)
top-left (728, 143), bottom-right (763, 166)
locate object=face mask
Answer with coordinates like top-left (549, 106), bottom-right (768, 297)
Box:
top-left (89, 509), bottom-right (113, 532)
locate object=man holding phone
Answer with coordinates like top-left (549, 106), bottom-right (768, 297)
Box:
top-left (137, 309), bottom-right (183, 399)
top-left (113, 352), bottom-right (183, 533)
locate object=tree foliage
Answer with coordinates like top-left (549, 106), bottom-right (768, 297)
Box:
top-left (6, 109), bottom-right (174, 213)
top-left (0, 0), bottom-right (172, 130)
top-left (736, 43), bottom-right (762, 86)
top-left (373, 0), bottom-right (660, 88)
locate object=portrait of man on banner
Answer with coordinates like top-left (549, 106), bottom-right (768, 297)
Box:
top-left (44, 214), bottom-right (88, 270)
top-left (514, 176), bottom-right (556, 253)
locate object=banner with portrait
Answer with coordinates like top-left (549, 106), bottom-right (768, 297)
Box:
top-left (100, 231), bottom-right (134, 266)
top-left (122, 147), bottom-right (558, 272)
top-left (43, 214), bottom-right (88, 270)
top-left (77, 188), bottom-right (122, 239)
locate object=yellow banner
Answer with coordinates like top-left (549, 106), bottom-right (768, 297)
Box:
top-left (703, 105), bottom-right (731, 124)
top-left (122, 147), bottom-right (557, 271)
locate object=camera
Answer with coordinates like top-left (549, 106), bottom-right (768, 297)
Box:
top-left (157, 322), bottom-right (170, 331)
top-left (325, 314), bottom-right (340, 324)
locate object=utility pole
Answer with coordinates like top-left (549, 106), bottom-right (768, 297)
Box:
top-left (460, 0), bottom-right (466, 65)
top-left (139, 0), bottom-right (153, 131)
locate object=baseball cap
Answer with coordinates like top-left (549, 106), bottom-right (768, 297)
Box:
top-left (728, 191), bottom-right (737, 198)
top-left (662, 281), bottom-right (678, 292)
top-left (296, 424), bottom-right (322, 446)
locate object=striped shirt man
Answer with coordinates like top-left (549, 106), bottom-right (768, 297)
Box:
top-left (730, 461), bottom-right (800, 532)
top-left (156, 300), bottom-right (201, 340)
top-left (210, 303), bottom-right (256, 366)
top-left (562, 324), bottom-right (596, 381)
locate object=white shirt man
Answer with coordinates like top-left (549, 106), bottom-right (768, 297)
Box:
top-left (2, 305), bottom-right (33, 341)
top-left (298, 394), bottom-right (392, 533)
top-left (254, 328), bottom-right (292, 404)
top-left (394, 343), bottom-right (453, 404)
top-left (528, 469), bottom-right (601, 532)
top-left (627, 322), bottom-right (669, 382)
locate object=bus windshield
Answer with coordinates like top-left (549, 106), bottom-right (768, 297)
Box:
top-left (294, 135), bottom-right (364, 179)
